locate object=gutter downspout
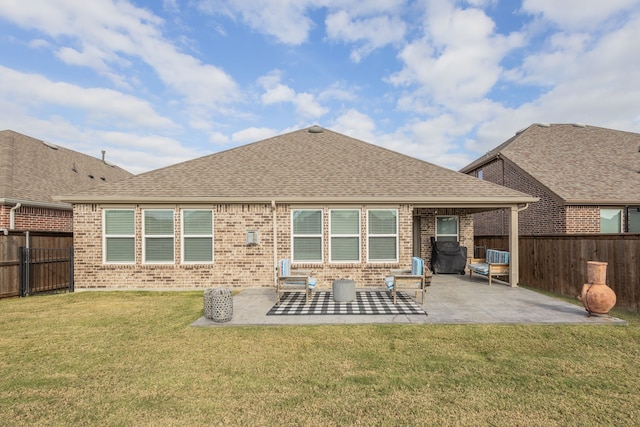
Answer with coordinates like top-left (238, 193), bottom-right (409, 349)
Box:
top-left (10, 202), bottom-right (21, 230)
top-left (272, 200), bottom-right (278, 288)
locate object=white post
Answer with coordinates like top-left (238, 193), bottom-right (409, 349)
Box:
top-left (509, 206), bottom-right (519, 287)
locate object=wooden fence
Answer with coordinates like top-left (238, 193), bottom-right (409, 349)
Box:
top-left (0, 231), bottom-right (73, 298)
top-left (475, 234), bottom-right (640, 313)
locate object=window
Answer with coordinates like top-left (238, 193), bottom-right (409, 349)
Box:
top-left (143, 209), bottom-right (174, 263)
top-left (182, 209), bottom-right (213, 263)
top-left (600, 208), bottom-right (621, 233)
top-left (330, 209), bottom-right (360, 262)
top-left (629, 207), bottom-right (640, 233)
top-left (103, 209), bottom-right (135, 263)
top-left (367, 209), bottom-right (398, 262)
top-left (436, 216), bottom-right (458, 242)
top-left (292, 209), bottom-right (323, 263)
top-left (477, 169), bottom-right (484, 180)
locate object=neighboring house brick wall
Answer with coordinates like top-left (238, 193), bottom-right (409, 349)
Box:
top-left (467, 159), bottom-right (567, 235)
top-left (565, 206), bottom-right (602, 233)
top-left (0, 205), bottom-right (73, 232)
top-left (74, 203), bottom-right (461, 290)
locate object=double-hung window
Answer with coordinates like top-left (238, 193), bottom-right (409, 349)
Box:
top-left (182, 209), bottom-right (213, 263)
top-left (367, 209), bottom-right (398, 262)
top-left (436, 216), bottom-right (459, 242)
top-left (103, 209), bottom-right (135, 264)
top-left (330, 209), bottom-right (360, 262)
top-left (143, 209), bottom-right (175, 263)
top-left (292, 209), bottom-right (323, 263)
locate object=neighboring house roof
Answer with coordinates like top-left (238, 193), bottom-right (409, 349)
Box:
top-left (0, 130), bottom-right (133, 209)
top-left (62, 126), bottom-right (535, 208)
top-left (460, 123), bottom-right (640, 205)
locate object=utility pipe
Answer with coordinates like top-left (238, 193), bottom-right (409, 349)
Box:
top-left (272, 200), bottom-right (278, 287)
top-left (9, 202), bottom-right (21, 230)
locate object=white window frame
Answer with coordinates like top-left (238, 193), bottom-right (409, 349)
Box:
top-left (291, 209), bottom-right (323, 264)
top-left (143, 209), bottom-right (175, 264)
top-left (435, 215), bottom-right (459, 241)
top-left (181, 209), bottom-right (214, 264)
top-left (103, 209), bottom-right (135, 265)
top-left (600, 208), bottom-right (622, 233)
top-left (329, 209), bottom-right (361, 263)
top-left (367, 209), bottom-right (398, 263)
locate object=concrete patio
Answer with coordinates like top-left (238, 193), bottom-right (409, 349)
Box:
top-left (192, 273), bottom-right (627, 327)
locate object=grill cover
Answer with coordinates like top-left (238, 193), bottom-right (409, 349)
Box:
top-left (430, 237), bottom-right (467, 274)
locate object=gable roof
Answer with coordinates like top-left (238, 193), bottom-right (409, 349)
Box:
top-left (460, 123), bottom-right (640, 205)
top-left (1, 130), bottom-right (133, 209)
top-left (62, 126), bottom-right (536, 208)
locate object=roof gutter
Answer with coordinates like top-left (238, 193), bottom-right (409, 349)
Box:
top-left (564, 199), bottom-right (640, 206)
top-left (1, 197), bottom-right (72, 210)
top-left (58, 195), bottom-right (539, 206)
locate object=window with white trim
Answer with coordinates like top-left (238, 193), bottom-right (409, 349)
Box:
top-left (436, 215), bottom-right (458, 242)
top-left (367, 209), bottom-right (398, 262)
top-left (600, 208), bottom-right (621, 233)
top-left (143, 209), bottom-right (174, 263)
top-left (330, 209), bottom-right (361, 262)
top-left (103, 209), bottom-right (135, 264)
top-left (181, 209), bottom-right (213, 264)
top-left (292, 209), bottom-right (323, 263)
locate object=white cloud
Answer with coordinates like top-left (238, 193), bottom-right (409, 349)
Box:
top-left (522, 0), bottom-right (640, 29)
top-left (325, 10), bottom-right (406, 62)
top-left (0, 65), bottom-right (176, 129)
top-left (197, 0), bottom-right (314, 44)
top-left (231, 127), bottom-right (278, 144)
top-left (0, 0), bottom-right (239, 106)
top-left (209, 131), bottom-right (229, 145)
top-left (330, 109), bottom-right (377, 142)
top-left (258, 71), bottom-right (328, 118)
top-left (390, 4), bottom-right (524, 107)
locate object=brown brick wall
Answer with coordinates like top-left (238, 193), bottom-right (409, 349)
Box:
top-left (73, 203), bottom-right (459, 290)
top-left (0, 205), bottom-right (73, 232)
top-left (467, 159), bottom-right (566, 235)
top-left (466, 160), bottom-right (632, 235)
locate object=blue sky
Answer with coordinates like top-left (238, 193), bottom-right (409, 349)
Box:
top-left (1, 0), bottom-right (640, 174)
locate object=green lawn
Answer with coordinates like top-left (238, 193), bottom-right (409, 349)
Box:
top-left (1, 291), bottom-right (639, 426)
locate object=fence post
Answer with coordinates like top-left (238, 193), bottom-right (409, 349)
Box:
top-left (69, 247), bottom-right (74, 293)
top-left (18, 247), bottom-right (29, 297)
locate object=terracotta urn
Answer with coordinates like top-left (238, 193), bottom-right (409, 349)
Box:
top-left (578, 261), bottom-right (616, 316)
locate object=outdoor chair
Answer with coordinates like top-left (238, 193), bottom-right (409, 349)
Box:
top-left (276, 258), bottom-right (317, 305)
top-left (384, 256), bottom-right (432, 304)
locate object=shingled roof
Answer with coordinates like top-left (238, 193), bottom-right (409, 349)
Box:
top-left (460, 124), bottom-right (640, 205)
top-left (62, 126), bottom-right (535, 207)
top-left (1, 130), bottom-right (133, 208)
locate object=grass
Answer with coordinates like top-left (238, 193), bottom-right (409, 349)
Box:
top-left (1, 291), bottom-right (640, 426)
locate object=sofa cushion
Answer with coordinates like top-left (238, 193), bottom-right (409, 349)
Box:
top-left (468, 262), bottom-right (489, 274)
top-left (411, 257), bottom-right (424, 276)
top-left (486, 249), bottom-right (509, 264)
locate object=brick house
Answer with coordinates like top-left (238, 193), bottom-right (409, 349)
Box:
top-left (62, 126), bottom-right (536, 290)
top-left (0, 130), bottom-right (133, 233)
top-left (460, 124), bottom-right (640, 235)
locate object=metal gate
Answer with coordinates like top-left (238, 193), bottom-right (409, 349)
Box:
top-left (19, 247), bottom-right (74, 297)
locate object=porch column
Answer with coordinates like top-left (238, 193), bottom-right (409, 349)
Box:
top-left (509, 206), bottom-right (519, 287)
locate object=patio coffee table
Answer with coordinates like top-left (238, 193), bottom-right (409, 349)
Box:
top-left (332, 279), bottom-right (356, 302)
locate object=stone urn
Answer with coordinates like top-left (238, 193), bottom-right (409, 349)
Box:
top-left (578, 261), bottom-right (616, 316)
